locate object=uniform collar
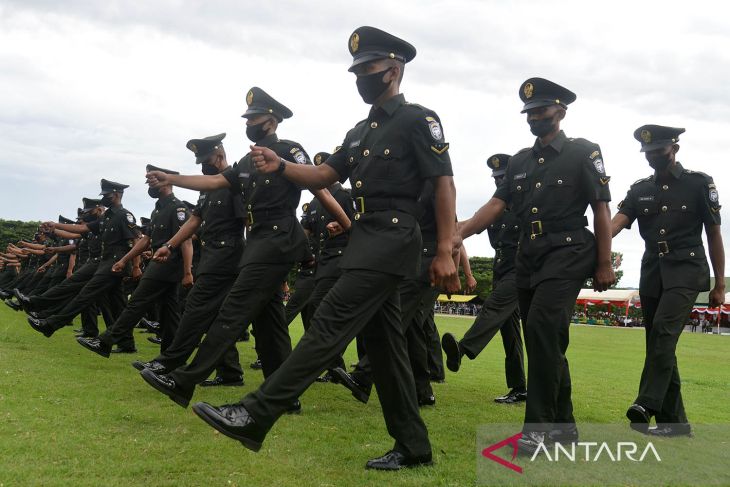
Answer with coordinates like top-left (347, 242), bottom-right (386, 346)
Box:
top-left (532, 130), bottom-right (567, 155)
top-left (155, 193), bottom-right (176, 209)
top-left (370, 93), bottom-right (405, 118)
top-left (259, 133), bottom-right (279, 147)
top-left (651, 161), bottom-right (684, 183)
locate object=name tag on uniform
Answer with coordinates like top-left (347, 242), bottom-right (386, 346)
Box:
top-left (638, 195), bottom-right (654, 202)
top-left (239, 173), bottom-right (250, 179)
top-left (514, 172), bottom-right (527, 180)
top-left (349, 140), bottom-right (361, 148)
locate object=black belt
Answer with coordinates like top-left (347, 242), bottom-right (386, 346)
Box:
top-left (246, 208), bottom-right (293, 225)
top-left (200, 235), bottom-right (243, 248)
top-left (646, 238), bottom-right (702, 256)
top-left (353, 196), bottom-right (420, 217)
top-left (524, 216), bottom-right (588, 240)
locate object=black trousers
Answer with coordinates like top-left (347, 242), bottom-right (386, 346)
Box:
top-left (154, 273), bottom-right (242, 380)
top-left (100, 277), bottom-right (180, 351)
top-left (241, 269), bottom-right (431, 458)
top-left (422, 308), bottom-right (445, 381)
top-left (636, 287), bottom-right (698, 423)
top-left (28, 270), bottom-right (56, 296)
top-left (19, 271), bottom-right (45, 294)
top-left (170, 262), bottom-right (293, 388)
top-left (518, 278), bottom-right (583, 430)
top-left (45, 273), bottom-right (126, 337)
top-left (459, 272), bottom-right (526, 390)
top-left (284, 272), bottom-right (316, 330)
top-left (28, 261), bottom-right (98, 312)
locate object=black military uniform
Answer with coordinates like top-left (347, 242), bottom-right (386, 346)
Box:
top-left (78, 166), bottom-right (191, 355)
top-left (137, 134), bottom-right (244, 384)
top-left (619, 125), bottom-right (720, 435)
top-left (492, 79), bottom-right (611, 442)
top-left (441, 154), bottom-right (526, 403)
top-left (191, 28), bottom-right (454, 469)
top-left (283, 204), bottom-right (317, 330)
top-left (141, 88), bottom-right (312, 399)
top-left (28, 180), bottom-right (138, 339)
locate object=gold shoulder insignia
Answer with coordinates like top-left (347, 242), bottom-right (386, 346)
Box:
top-left (589, 150), bottom-right (600, 159)
top-left (430, 143), bottom-right (449, 155)
top-left (617, 199), bottom-right (624, 209)
top-left (599, 176), bottom-right (611, 185)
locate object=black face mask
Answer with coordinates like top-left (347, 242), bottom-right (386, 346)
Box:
top-left (82, 213), bottom-right (97, 223)
top-left (246, 122), bottom-right (268, 143)
top-left (528, 116), bottom-right (556, 137)
top-left (647, 152), bottom-right (672, 171)
top-left (356, 68), bottom-right (392, 104)
top-left (148, 187), bottom-right (161, 199)
top-left (100, 195), bottom-right (113, 206)
top-left (201, 162), bottom-right (219, 175)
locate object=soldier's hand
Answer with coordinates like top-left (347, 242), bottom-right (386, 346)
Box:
top-left (141, 250), bottom-right (153, 260)
top-left (44, 247), bottom-right (54, 254)
top-left (37, 266), bottom-right (46, 273)
top-left (465, 274), bottom-right (477, 293)
top-left (131, 266), bottom-right (143, 281)
top-left (146, 170), bottom-right (169, 188)
top-left (326, 222), bottom-right (345, 237)
top-left (111, 260), bottom-right (125, 274)
top-left (709, 286), bottom-right (725, 308)
top-left (152, 246), bottom-right (170, 262)
top-left (250, 145), bottom-right (281, 173)
top-left (593, 263), bottom-right (616, 292)
top-left (430, 254), bottom-right (461, 294)
top-left (42, 222), bottom-right (56, 231)
top-left (182, 272), bottom-right (194, 289)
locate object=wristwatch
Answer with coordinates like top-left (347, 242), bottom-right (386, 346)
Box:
top-left (277, 157), bottom-right (287, 174)
top-left (163, 243), bottom-right (175, 250)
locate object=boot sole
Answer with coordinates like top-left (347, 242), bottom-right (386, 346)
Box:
top-left (192, 403), bottom-right (262, 452)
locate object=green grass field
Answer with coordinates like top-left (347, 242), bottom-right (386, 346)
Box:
top-left (1, 305), bottom-right (728, 487)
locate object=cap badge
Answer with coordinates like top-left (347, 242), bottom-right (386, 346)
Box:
top-left (492, 157), bottom-right (500, 168)
top-left (640, 129), bottom-right (652, 143)
top-left (523, 82), bottom-right (534, 99)
top-left (246, 90), bottom-right (254, 105)
top-left (350, 32), bottom-right (360, 53)
top-left (314, 154), bottom-right (322, 164)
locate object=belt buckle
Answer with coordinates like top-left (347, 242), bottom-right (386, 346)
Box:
top-left (247, 211), bottom-right (254, 226)
top-left (530, 220), bottom-right (543, 240)
top-left (355, 196), bottom-right (365, 213)
top-left (657, 241), bottom-right (669, 255)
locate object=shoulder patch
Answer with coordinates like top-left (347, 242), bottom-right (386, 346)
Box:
top-left (593, 159), bottom-right (605, 174)
top-left (709, 188), bottom-right (719, 203)
top-left (425, 116), bottom-right (443, 141)
top-left (177, 210), bottom-right (187, 221)
top-left (126, 213), bottom-right (135, 224)
top-left (293, 150), bottom-right (307, 164)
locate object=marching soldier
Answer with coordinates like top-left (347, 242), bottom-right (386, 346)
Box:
top-left (188, 27), bottom-right (459, 470)
top-left (441, 153), bottom-right (527, 404)
top-left (613, 125), bottom-right (724, 436)
top-left (456, 78), bottom-right (615, 453)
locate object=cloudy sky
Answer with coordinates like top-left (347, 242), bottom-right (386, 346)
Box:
top-left (1, 0), bottom-right (728, 287)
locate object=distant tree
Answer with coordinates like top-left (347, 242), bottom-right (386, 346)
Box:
top-left (0, 219), bottom-right (41, 250)
top-left (459, 256), bottom-right (494, 298)
top-left (584, 251), bottom-right (624, 289)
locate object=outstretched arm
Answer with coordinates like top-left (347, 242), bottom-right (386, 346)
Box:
top-left (250, 145), bottom-right (340, 190)
top-left (146, 171), bottom-right (230, 192)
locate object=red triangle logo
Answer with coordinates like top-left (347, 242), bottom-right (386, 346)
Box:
top-left (481, 432), bottom-right (523, 474)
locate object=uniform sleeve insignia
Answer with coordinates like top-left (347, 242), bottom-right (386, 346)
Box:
top-left (710, 189), bottom-right (719, 202)
top-left (599, 176), bottom-right (611, 185)
top-left (589, 150), bottom-right (600, 160)
top-left (126, 213), bottom-right (135, 223)
top-left (708, 183), bottom-right (716, 189)
top-left (425, 116), bottom-right (443, 140)
top-left (430, 143), bottom-right (449, 155)
top-left (246, 90), bottom-right (254, 105)
top-left (293, 151), bottom-right (307, 164)
top-left (640, 129), bottom-right (652, 143)
top-left (617, 199), bottom-right (624, 209)
top-left (177, 211), bottom-right (187, 221)
top-left (593, 158), bottom-right (605, 174)
top-left (523, 82), bottom-right (534, 99)
top-left (333, 145), bottom-right (343, 153)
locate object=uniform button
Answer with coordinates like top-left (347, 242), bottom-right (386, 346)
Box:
top-left (514, 226), bottom-right (519, 230)
top-left (355, 180), bottom-right (362, 188)
top-left (392, 217), bottom-right (399, 224)
top-left (659, 252), bottom-right (664, 258)
top-left (566, 237), bottom-right (572, 242)
top-left (217, 200), bottom-right (221, 204)
top-left (557, 179), bottom-right (563, 185)
top-left (273, 225), bottom-right (278, 230)
top-left (363, 149), bottom-right (370, 156)
top-left (384, 149), bottom-right (390, 155)
top-left (682, 205), bottom-right (687, 210)
top-left (643, 208), bottom-right (649, 213)
top-left (349, 156), bottom-right (354, 163)
top-left (536, 182), bottom-right (541, 188)
top-left (501, 224), bottom-right (506, 228)
top-left (320, 233), bottom-right (324, 237)
top-left (531, 207), bottom-right (538, 214)
top-left (662, 185), bottom-right (669, 190)
top-left (265, 179), bottom-right (270, 185)
top-left (320, 215), bottom-right (325, 220)
top-left (354, 214), bottom-right (360, 220)
top-left (516, 185), bottom-right (522, 191)
top-left (538, 157), bottom-right (545, 164)
top-left (659, 229), bottom-right (666, 235)
top-left (690, 252), bottom-right (695, 257)
top-left (497, 258), bottom-right (502, 263)
top-left (247, 204), bottom-right (252, 210)
top-left (221, 241), bottom-right (225, 245)
top-left (661, 205), bottom-right (668, 212)
top-left (252, 182), bottom-right (256, 187)
top-left (423, 248), bottom-right (428, 253)
top-left (370, 122), bottom-right (378, 129)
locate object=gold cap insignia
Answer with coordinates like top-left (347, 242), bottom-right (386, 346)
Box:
top-left (524, 82), bottom-right (534, 99)
top-left (641, 129), bottom-right (652, 143)
top-left (492, 156), bottom-right (500, 168)
top-left (314, 154), bottom-right (322, 164)
top-left (350, 33), bottom-right (360, 53)
top-left (302, 203), bottom-right (309, 212)
top-left (246, 90), bottom-right (253, 105)
top-left (189, 143), bottom-right (197, 153)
